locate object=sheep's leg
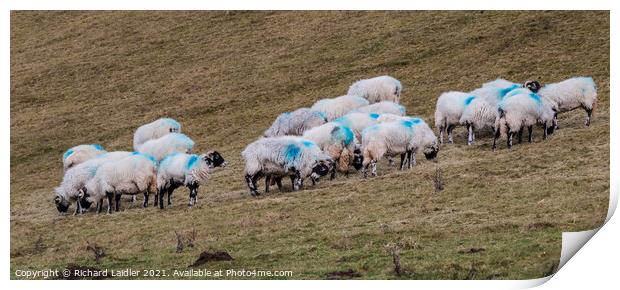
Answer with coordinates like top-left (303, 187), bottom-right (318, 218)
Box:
top-left (245, 173), bottom-right (260, 197)
top-left (329, 164), bottom-right (336, 180)
top-left (158, 188), bottom-right (165, 209)
top-left (168, 185), bottom-right (177, 206)
top-left (507, 132), bottom-right (513, 149)
top-left (97, 199), bottom-right (103, 214)
top-left (142, 192), bottom-right (149, 208)
top-left (114, 193), bottom-right (121, 212)
top-left (447, 125), bottom-right (455, 144)
top-left (543, 122), bottom-right (548, 140)
top-left (585, 108), bottom-right (593, 127)
top-left (467, 124), bottom-right (474, 145)
top-left (74, 200), bottom-right (82, 216)
top-left (388, 157), bottom-right (395, 167)
top-left (363, 164), bottom-right (369, 178)
top-left (275, 177), bottom-right (283, 192)
top-left (399, 153), bottom-right (406, 170)
top-left (293, 170), bottom-right (303, 191)
top-left (438, 126), bottom-right (444, 144)
top-left (130, 195), bottom-right (136, 203)
top-left (265, 175), bottom-right (271, 193)
top-left (492, 127), bottom-right (500, 151)
top-left (517, 127), bottom-right (524, 144)
top-left (553, 112), bottom-right (559, 130)
top-left (188, 183), bottom-right (198, 206)
top-left (410, 151), bottom-right (416, 167)
top-left (528, 125), bottom-right (533, 143)
top-left (105, 192), bottom-right (113, 214)
top-left (370, 160), bottom-right (378, 177)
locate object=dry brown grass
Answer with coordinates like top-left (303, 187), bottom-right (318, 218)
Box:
top-left (10, 11), bottom-right (609, 279)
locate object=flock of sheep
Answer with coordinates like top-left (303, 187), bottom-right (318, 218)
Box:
top-left (53, 75), bottom-right (597, 214)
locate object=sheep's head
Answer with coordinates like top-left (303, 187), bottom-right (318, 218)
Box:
top-left (352, 147), bottom-right (364, 170)
top-left (204, 150), bottom-right (226, 168)
top-left (54, 195), bottom-right (70, 213)
top-left (423, 141), bottom-right (440, 161)
top-left (310, 159), bottom-right (332, 181)
top-left (524, 80), bottom-right (541, 93)
top-left (78, 188), bottom-right (94, 210)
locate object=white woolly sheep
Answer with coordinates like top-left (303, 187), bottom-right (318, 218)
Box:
top-left (133, 118), bottom-right (182, 151)
top-left (537, 77), bottom-right (598, 127)
top-left (333, 112), bottom-right (380, 141)
top-left (83, 153), bottom-right (158, 213)
top-left (62, 144), bottom-right (106, 171)
top-left (54, 151), bottom-right (132, 214)
top-left (302, 122), bottom-right (358, 178)
top-left (347, 75), bottom-right (403, 104)
top-left (156, 151), bottom-right (226, 208)
top-left (137, 133), bottom-right (195, 162)
top-left (353, 101), bottom-right (406, 116)
top-left (242, 136), bottom-right (332, 196)
top-left (357, 118), bottom-right (439, 177)
top-left (264, 108), bottom-right (327, 137)
top-left (492, 91), bottom-right (557, 150)
top-left (310, 95), bottom-right (370, 121)
top-left (434, 91), bottom-right (473, 144)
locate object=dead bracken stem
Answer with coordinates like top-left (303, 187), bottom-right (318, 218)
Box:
top-left (186, 227), bottom-right (197, 248)
top-left (386, 243), bottom-right (403, 277)
top-left (86, 241), bottom-right (106, 263)
top-left (174, 231), bottom-right (184, 253)
top-left (428, 167), bottom-right (444, 192)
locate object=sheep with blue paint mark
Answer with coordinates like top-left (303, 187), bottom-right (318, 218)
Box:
top-left (357, 118), bottom-right (439, 177)
top-left (310, 95), bottom-right (370, 121)
top-left (82, 152), bottom-right (158, 213)
top-left (133, 118), bottom-right (182, 151)
top-left (54, 151), bottom-right (132, 214)
top-left (264, 108), bottom-right (327, 137)
top-left (537, 77), bottom-right (598, 127)
top-left (62, 144), bottom-right (106, 171)
top-left (137, 133), bottom-right (195, 162)
top-left (242, 136), bottom-right (332, 196)
top-left (156, 151), bottom-right (226, 208)
top-left (333, 112), bottom-right (380, 141)
top-left (303, 122), bottom-right (358, 177)
top-left (353, 101), bottom-right (406, 116)
top-left (347, 75), bottom-right (403, 104)
top-left (492, 91), bottom-right (557, 150)
top-left (434, 91), bottom-right (474, 144)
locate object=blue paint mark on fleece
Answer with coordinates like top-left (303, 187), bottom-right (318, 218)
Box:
top-left (333, 126), bottom-right (354, 146)
top-left (91, 144), bottom-right (104, 150)
top-left (333, 116), bottom-right (351, 127)
top-left (284, 144), bottom-right (301, 163)
top-left (498, 84), bottom-right (520, 97)
top-left (62, 149), bottom-right (74, 160)
top-left (400, 120), bottom-right (414, 128)
top-left (132, 152), bottom-right (158, 165)
top-left (369, 113), bottom-right (380, 119)
top-left (186, 154), bottom-right (199, 170)
top-left (528, 93), bottom-right (542, 104)
top-left (464, 96), bottom-right (476, 106)
top-left (301, 140), bottom-right (316, 148)
top-left (408, 118), bottom-right (422, 125)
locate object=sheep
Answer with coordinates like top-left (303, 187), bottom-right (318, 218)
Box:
top-left (263, 108), bottom-right (327, 137)
top-left (82, 152), bottom-right (158, 213)
top-left (332, 112), bottom-right (380, 141)
top-left (492, 91), bottom-right (557, 150)
top-left (54, 151), bottom-right (132, 214)
top-left (356, 118), bottom-right (439, 177)
top-left (310, 95), bottom-right (370, 121)
top-left (302, 122), bottom-right (358, 178)
top-left (242, 136), bottom-right (333, 196)
top-left (434, 91), bottom-right (473, 144)
top-left (133, 118), bottom-right (182, 151)
top-left (62, 144), bottom-right (106, 171)
top-left (353, 101), bottom-right (406, 116)
top-left (537, 77), bottom-right (598, 127)
top-left (156, 151), bottom-right (226, 208)
top-left (347, 75), bottom-right (403, 104)
top-left (137, 133), bottom-right (195, 162)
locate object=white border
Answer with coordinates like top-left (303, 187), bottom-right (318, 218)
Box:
top-left (3, 1), bottom-right (616, 289)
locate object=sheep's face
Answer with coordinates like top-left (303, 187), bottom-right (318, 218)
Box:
top-left (311, 160), bottom-right (331, 179)
top-left (54, 195), bottom-right (70, 213)
top-left (524, 80), bottom-right (541, 93)
top-left (204, 151), bottom-right (226, 168)
top-left (352, 148), bottom-right (364, 170)
top-left (78, 188), bottom-right (94, 210)
top-left (423, 142), bottom-right (440, 161)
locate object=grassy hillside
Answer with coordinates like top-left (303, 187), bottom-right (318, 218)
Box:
top-left (10, 11), bottom-right (609, 279)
